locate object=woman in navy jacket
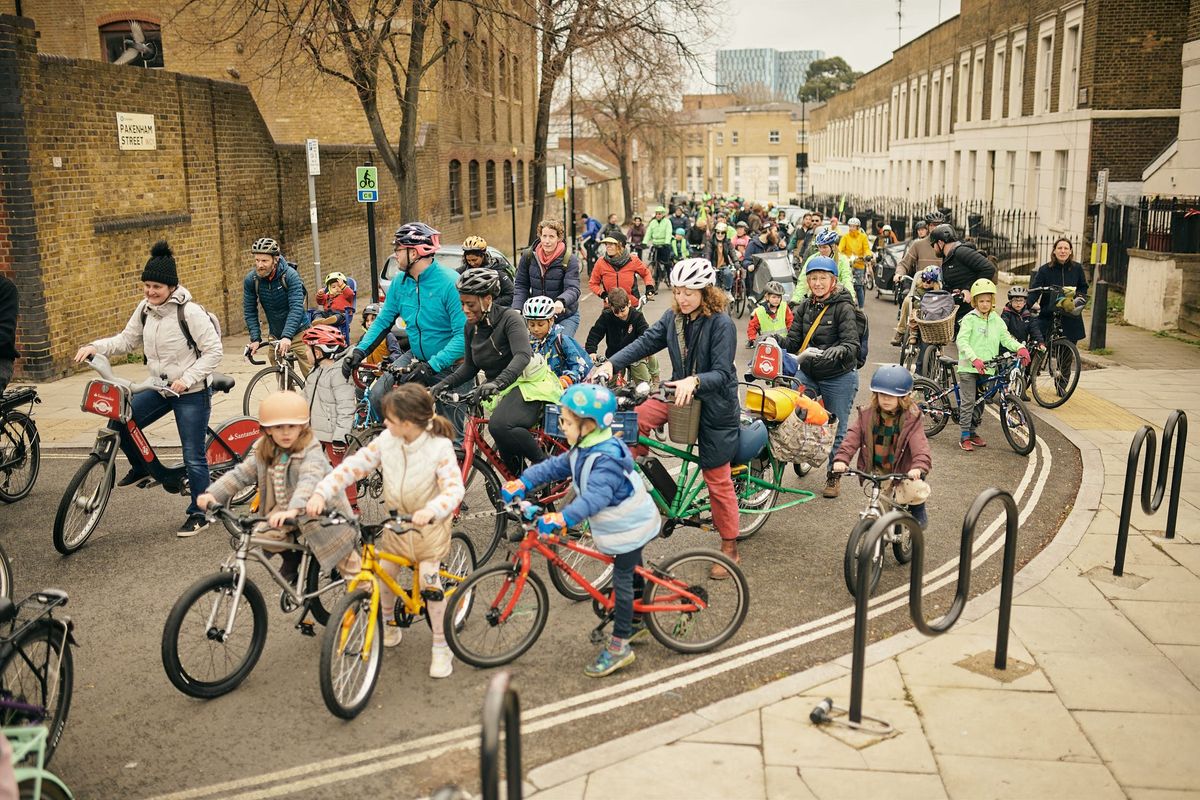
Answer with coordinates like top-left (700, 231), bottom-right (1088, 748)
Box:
top-left (513, 218), bottom-right (582, 338)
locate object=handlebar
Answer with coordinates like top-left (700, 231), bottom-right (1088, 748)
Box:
top-left (84, 354), bottom-right (174, 396)
top-left (243, 339), bottom-right (294, 366)
top-left (837, 468), bottom-right (910, 484)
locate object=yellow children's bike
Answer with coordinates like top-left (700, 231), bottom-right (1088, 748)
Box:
top-left (318, 511), bottom-right (475, 719)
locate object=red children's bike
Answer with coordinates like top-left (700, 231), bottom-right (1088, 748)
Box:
top-left (52, 355), bottom-right (260, 555)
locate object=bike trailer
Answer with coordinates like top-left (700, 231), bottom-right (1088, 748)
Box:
top-left (749, 252), bottom-right (795, 299)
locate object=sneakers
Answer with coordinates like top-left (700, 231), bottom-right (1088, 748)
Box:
top-left (822, 474), bottom-right (841, 498)
top-left (177, 513), bottom-right (210, 538)
top-left (628, 619), bottom-right (651, 644)
top-left (968, 433), bottom-right (987, 447)
top-left (959, 436), bottom-right (974, 452)
top-left (430, 643), bottom-right (453, 678)
top-left (890, 332), bottom-right (903, 347)
top-left (314, 314), bottom-right (339, 326)
top-left (383, 624), bottom-right (403, 648)
top-left (118, 468), bottom-right (148, 487)
top-left (585, 642), bottom-right (635, 677)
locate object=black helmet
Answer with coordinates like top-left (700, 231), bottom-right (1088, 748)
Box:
top-left (456, 267), bottom-right (500, 296)
top-left (928, 224), bottom-right (957, 245)
top-left (915, 218), bottom-right (929, 230)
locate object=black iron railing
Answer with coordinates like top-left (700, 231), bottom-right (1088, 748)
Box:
top-left (1114, 410), bottom-right (1188, 577)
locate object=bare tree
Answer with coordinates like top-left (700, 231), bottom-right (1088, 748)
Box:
top-left (519, 0), bottom-right (714, 243)
top-left (176, 0), bottom-right (491, 220)
top-left (575, 40), bottom-right (683, 222)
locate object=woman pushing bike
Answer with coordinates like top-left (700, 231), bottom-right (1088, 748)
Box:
top-left (73, 240), bottom-right (223, 536)
top-left (589, 257), bottom-right (744, 577)
top-left (432, 269), bottom-right (562, 475)
top-left (1030, 237), bottom-right (1089, 344)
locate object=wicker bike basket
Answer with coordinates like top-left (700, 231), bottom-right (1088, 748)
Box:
top-left (667, 399), bottom-right (703, 445)
top-left (913, 313), bottom-right (956, 345)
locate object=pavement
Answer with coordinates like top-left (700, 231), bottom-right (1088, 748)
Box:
top-left (511, 323), bottom-right (1200, 800)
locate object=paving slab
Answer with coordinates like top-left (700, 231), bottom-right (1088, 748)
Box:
top-left (1069, 533), bottom-right (1175, 572)
top-left (936, 754), bottom-right (1124, 800)
top-left (1037, 649), bottom-right (1200, 713)
top-left (1158, 644), bottom-right (1200, 690)
top-left (1114, 599), bottom-right (1200, 646)
top-left (580, 741), bottom-right (766, 800)
top-left (1009, 606), bottom-right (1163, 656)
top-left (1159, 541), bottom-right (1200, 578)
top-left (526, 776), bottom-right (587, 800)
top-left (682, 710), bottom-right (762, 747)
top-left (1088, 563), bottom-right (1200, 602)
top-left (1075, 711), bottom-right (1200, 791)
top-left (896, 631), bottom-right (1051, 692)
top-left (1027, 560), bottom-right (1115, 609)
top-left (799, 767), bottom-right (948, 800)
top-left (763, 766), bottom-right (818, 800)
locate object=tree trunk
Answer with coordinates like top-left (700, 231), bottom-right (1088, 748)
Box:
top-left (526, 64), bottom-right (559, 244)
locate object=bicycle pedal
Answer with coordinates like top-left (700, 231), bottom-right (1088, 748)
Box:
top-left (135, 477), bottom-right (160, 489)
top-left (589, 628), bottom-right (607, 645)
top-left (296, 621), bottom-right (316, 637)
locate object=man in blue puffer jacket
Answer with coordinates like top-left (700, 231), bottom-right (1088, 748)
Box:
top-left (243, 237), bottom-right (311, 374)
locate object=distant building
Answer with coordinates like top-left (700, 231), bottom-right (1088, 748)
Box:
top-left (716, 48), bottom-right (824, 101)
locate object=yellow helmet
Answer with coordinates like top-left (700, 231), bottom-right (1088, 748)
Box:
top-left (969, 278), bottom-right (997, 299)
top-left (324, 271), bottom-right (347, 286)
top-left (462, 235), bottom-right (488, 252)
top-left (258, 391), bottom-right (309, 427)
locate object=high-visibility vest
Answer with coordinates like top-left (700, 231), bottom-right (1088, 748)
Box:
top-left (753, 304), bottom-right (789, 338)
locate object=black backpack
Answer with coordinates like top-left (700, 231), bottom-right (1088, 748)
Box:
top-left (139, 299), bottom-right (221, 359)
top-left (852, 304), bottom-right (869, 369)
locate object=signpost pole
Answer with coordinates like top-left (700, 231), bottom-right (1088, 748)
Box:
top-left (306, 138), bottom-right (322, 293)
top-left (1090, 169), bottom-right (1109, 350)
top-left (366, 190), bottom-right (379, 303)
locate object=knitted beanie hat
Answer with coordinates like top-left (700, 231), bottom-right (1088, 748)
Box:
top-left (141, 240), bottom-right (178, 286)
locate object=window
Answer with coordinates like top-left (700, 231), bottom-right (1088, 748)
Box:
top-left (716, 132), bottom-right (724, 146)
top-left (101, 19), bottom-right (164, 67)
top-left (468, 160), bottom-right (481, 213)
top-left (768, 130), bottom-right (780, 144)
top-left (731, 130), bottom-right (739, 145)
top-left (687, 132), bottom-right (702, 147)
top-left (1054, 150), bottom-right (1069, 223)
top-left (686, 157), bottom-right (703, 192)
top-left (1060, 9), bottom-right (1083, 112)
top-left (733, 157), bottom-right (741, 177)
top-left (1009, 35), bottom-right (1026, 117)
top-left (1006, 151), bottom-right (1017, 207)
top-left (796, 129), bottom-right (804, 144)
top-left (768, 156), bottom-right (780, 177)
top-left (918, 76), bottom-right (928, 137)
top-left (971, 49), bottom-right (985, 122)
top-left (1026, 151), bottom-right (1042, 210)
top-left (1035, 22), bottom-right (1055, 115)
top-left (909, 79), bottom-right (919, 138)
top-left (941, 66), bottom-right (953, 134)
top-left (480, 39), bottom-right (491, 91)
top-left (517, 160), bottom-right (526, 203)
top-left (930, 74), bottom-right (941, 135)
top-left (898, 84), bottom-right (908, 139)
top-left (448, 160), bottom-right (463, 217)
top-left (498, 48), bottom-right (508, 96)
top-left (992, 45), bottom-right (1007, 119)
top-left (968, 150), bottom-right (978, 197)
top-left (503, 160), bottom-right (513, 207)
top-left (891, 87), bottom-right (900, 139)
top-left (715, 159), bottom-right (724, 192)
top-left (512, 56), bottom-right (521, 101)
top-left (485, 160), bottom-right (496, 209)
top-left (957, 54), bottom-right (970, 127)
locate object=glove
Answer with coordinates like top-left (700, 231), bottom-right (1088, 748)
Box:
top-left (798, 346), bottom-right (821, 363)
top-left (429, 381), bottom-right (450, 398)
top-left (559, 375), bottom-right (575, 389)
top-left (341, 348), bottom-right (366, 380)
top-left (501, 479), bottom-right (527, 503)
top-left (536, 512), bottom-right (566, 536)
top-left (477, 381), bottom-right (500, 400)
top-left (971, 359), bottom-right (986, 373)
top-left (401, 361), bottom-right (433, 385)
top-left (1037, 342), bottom-right (1047, 351)
top-left (1016, 347), bottom-right (1031, 368)
top-left (1074, 296), bottom-right (1087, 309)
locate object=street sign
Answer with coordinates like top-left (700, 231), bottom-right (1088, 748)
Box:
top-left (357, 166), bottom-right (378, 203)
top-left (1095, 168), bottom-right (1108, 204)
top-left (306, 138), bottom-right (321, 176)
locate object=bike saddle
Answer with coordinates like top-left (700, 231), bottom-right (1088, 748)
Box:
top-left (211, 374), bottom-right (236, 394)
top-left (938, 355), bottom-right (957, 367)
top-left (0, 598), bottom-right (14, 626)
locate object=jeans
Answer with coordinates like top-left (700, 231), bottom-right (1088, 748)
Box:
top-left (556, 311), bottom-right (581, 339)
top-left (717, 267), bottom-right (733, 291)
top-left (854, 283), bottom-right (866, 308)
top-left (110, 387), bottom-right (212, 516)
top-left (796, 368), bottom-right (858, 469)
top-left (611, 547), bottom-right (645, 641)
top-left (368, 351), bottom-right (472, 440)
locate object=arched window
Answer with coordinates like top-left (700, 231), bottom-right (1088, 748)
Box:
top-left (462, 32), bottom-right (474, 87)
top-left (480, 39), bottom-right (491, 91)
top-left (517, 160), bottom-right (526, 203)
top-left (485, 160), bottom-right (497, 210)
top-left (448, 160), bottom-right (463, 217)
top-left (503, 160), bottom-right (514, 207)
top-left (468, 160), bottom-right (481, 213)
top-left (100, 19), bottom-right (164, 68)
top-left (512, 56), bottom-right (521, 101)
top-left (498, 48), bottom-right (508, 97)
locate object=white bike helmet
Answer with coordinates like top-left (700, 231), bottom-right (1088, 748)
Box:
top-left (522, 295), bottom-right (557, 320)
top-left (669, 258), bottom-right (717, 289)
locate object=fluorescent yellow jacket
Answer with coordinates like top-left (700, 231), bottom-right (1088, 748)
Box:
top-left (839, 230), bottom-right (872, 262)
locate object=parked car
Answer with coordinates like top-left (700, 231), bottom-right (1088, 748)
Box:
top-left (378, 244), bottom-right (515, 301)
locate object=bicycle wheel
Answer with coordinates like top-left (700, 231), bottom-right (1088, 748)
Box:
top-left (0, 412), bottom-right (39, 503)
top-left (898, 333), bottom-right (920, 376)
top-left (345, 428), bottom-right (387, 524)
top-left (1031, 339), bottom-right (1080, 409)
top-left (734, 455), bottom-right (778, 541)
top-left (17, 774), bottom-right (71, 799)
top-left (456, 459), bottom-right (506, 566)
top-left (912, 377), bottom-right (950, 438)
top-left (242, 366), bottom-right (303, 417)
top-left (0, 619), bottom-right (73, 764)
top-left (864, 267), bottom-right (875, 291)
top-left (0, 544), bottom-right (13, 601)
top-left (644, 550), bottom-right (749, 654)
top-left (918, 345), bottom-right (939, 380)
top-left (892, 519), bottom-right (914, 564)
top-left (733, 278), bottom-right (747, 319)
top-left (546, 525), bottom-right (613, 602)
top-left (304, 557), bottom-right (346, 627)
top-left (1000, 394), bottom-right (1037, 456)
top-left (444, 563), bottom-right (549, 668)
top-left (52, 455), bottom-right (114, 555)
top-left (319, 587), bottom-right (384, 719)
top-left (161, 571), bottom-right (268, 699)
top-left (843, 518), bottom-right (884, 598)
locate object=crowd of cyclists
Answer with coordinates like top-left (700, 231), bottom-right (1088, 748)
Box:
top-left (53, 191), bottom-right (1092, 680)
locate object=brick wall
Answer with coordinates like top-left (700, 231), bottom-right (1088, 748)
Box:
top-left (1090, 0), bottom-right (1187, 110)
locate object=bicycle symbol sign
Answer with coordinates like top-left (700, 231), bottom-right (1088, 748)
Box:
top-left (356, 166), bottom-right (379, 203)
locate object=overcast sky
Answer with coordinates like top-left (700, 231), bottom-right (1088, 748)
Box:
top-left (690, 0), bottom-right (962, 92)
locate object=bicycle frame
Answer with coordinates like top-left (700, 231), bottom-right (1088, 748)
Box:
top-left (5, 726), bottom-right (73, 799)
top-left (457, 408), bottom-right (569, 498)
top-left (0, 593), bottom-right (75, 741)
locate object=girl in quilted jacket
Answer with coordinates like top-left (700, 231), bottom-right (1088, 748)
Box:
top-left (301, 325), bottom-right (359, 512)
top-left (307, 384), bottom-right (465, 679)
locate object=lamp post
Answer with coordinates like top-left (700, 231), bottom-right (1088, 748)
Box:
top-left (568, 54), bottom-right (576, 256)
top-left (510, 147), bottom-right (519, 261)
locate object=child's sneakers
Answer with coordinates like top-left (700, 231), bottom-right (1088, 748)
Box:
top-left (959, 435), bottom-right (974, 452)
top-left (430, 643), bottom-right (454, 679)
top-left (383, 624), bottom-right (403, 648)
top-left (585, 640), bottom-right (635, 677)
top-left (628, 619), bottom-right (651, 644)
top-left (968, 433), bottom-right (987, 447)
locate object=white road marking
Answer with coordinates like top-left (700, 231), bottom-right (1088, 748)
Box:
top-left (156, 437), bottom-right (1051, 800)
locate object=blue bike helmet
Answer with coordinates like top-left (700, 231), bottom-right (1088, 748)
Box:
top-left (674, 227), bottom-right (686, 236)
top-left (870, 364), bottom-right (914, 397)
top-left (805, 255), bottom-right (838, 275)
top-left (814, 228), bottom-right (841, 247)
top-left (919, 266), bottom-right (941, 283)
top-left (559, 383), bottom-right (618, 428)
top-left (735, 418), bottom-right (769, 464)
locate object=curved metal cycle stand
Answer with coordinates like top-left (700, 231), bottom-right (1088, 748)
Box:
top-left (1114, 410), bottom-right (1187, 577)
top-left (811, 488), bottom-right (1020, 734)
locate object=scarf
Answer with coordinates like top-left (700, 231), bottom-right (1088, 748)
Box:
top-left (536, 241), bottom-right (566, 269)
top-left (605, 249), bottom-right (631, 269)
top-left (871, 410), bottom-right (902, 473)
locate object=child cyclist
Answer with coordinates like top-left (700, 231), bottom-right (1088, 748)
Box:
top-left (306, 383), bottom-right (465, 678)
top-left (1000, 286), bottom-right (1044, 400)
top-left (832, 365), bottom-right (932, 528)
top-left (892, 266), bottom-right (942, 346)
top-left (956, 279), bottom-right (1031, 451)
top-left (584, 288), bottom-right (658, 386)
top-left (197, 391), bottom-right (357, 582)
top-left (358, 302), bottom-right (403, 367)
top-left (522, 295), bottom-right (592, 388)
top-left (589, 258), bottom-right (743, 576)
top-left (500, 383), bottom-right (660, 677)
top-left (301, 325), bottom-right (359, 513)
top-left (746, 280), bottom-right (793, 348)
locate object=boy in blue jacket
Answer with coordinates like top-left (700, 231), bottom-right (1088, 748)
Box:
top-left (522, 296), bottom-right (592, 387)
top-left (502, 383), bottom-right (660, 677)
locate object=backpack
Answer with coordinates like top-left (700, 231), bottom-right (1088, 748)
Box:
top-left (140, 299), bottom-right (221, 359)
top-left (851, 304), bottom-right (869, 369)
